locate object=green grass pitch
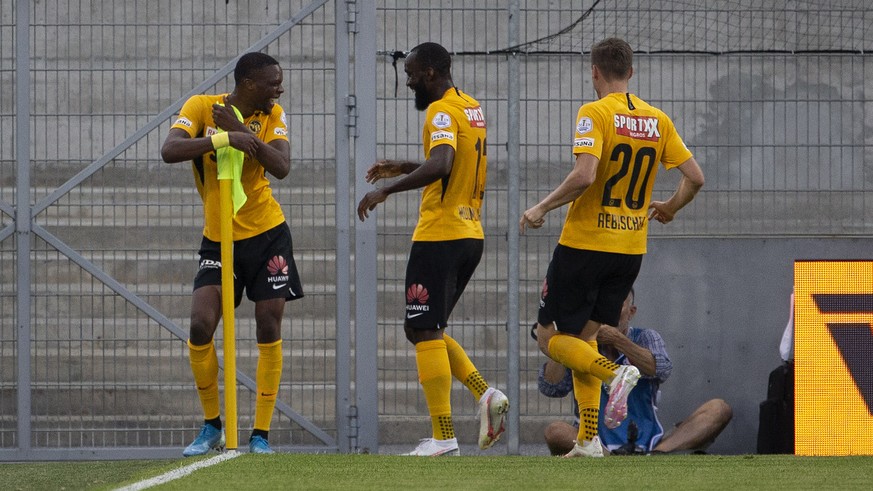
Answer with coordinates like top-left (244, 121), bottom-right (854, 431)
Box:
top-left (5, 454), bottom-right (873, 490)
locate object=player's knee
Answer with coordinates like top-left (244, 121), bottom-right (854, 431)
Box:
top-left (707, 398), bottom-right (733, 424)
top-left (535, 324), bottom-right (555, 356)
top-left (543, 422), bottom-right (573, 455)
top-left (189, 316), bottom-right (217, 346)
top-left (255, 323), bottom-right (282, 344)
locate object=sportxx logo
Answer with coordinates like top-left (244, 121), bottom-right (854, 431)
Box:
top-left (614, 115), bottom-right (660, 141)
top-left (406, 284), bottom-right (429, 304)
top-left (463, 105), bottom-right (486, 128)
top-left (812, 293), bottom-right (873, 415)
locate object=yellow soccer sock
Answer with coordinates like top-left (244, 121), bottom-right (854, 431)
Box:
top-left (444, 334), bottom-right (488, 400)
top-left (188, 340), bottom-right (220, 420)
top-left (254, 340), bottom-right (283, 432)
top-left (589, 356), bottom-right (622, 382)
top-left (575, 380), bottom-right (602, 442)
top-left (575, 341), bottom-right (603, 443)
top-left (415, 339), bottom-right (455, 440)
top-left (547, 334), bottom-right (600, 375)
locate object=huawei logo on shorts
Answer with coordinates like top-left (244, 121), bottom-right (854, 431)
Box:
top-left (267, 255), bottom-right (289, 275)
top-left (406, 284), bottom-right (429, 304)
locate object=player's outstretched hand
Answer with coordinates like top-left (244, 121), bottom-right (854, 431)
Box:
top-left (519, 206), bottom-right (546, 234)
top-left (365, 160), bottom-right (404, 183)
top-left (647, 201), bottom-right (675, 224)
top-left (357, 189), bottom-right (389, 221)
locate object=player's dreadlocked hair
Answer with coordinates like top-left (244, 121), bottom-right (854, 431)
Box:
top-left (234, 52), bottom-right (280, 85)
top-left (409, 42), bottom-right (452, 77)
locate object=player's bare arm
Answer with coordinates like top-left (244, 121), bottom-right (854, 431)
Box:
top-left (648, 156), bottom-right (705, 224)
top-left (365, 160), bottom-right (422, 183)
top-left (161, 128), bottom-right (214, 164)
top-left (597, 325), bottom-right (657, 376)
top-left (357, 145), bottom-right (454, 221)
top-left (211, 102), bottom-right (290, 179)
top-left (519, 153), bottom-right (598, 234)
top-left (160, 117), bottom-right (289, 180)
top-left (255, 139), bottom-right (291, 180)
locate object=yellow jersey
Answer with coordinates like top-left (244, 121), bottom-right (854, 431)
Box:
top-left (560, 92), bottom-right (693, 254)
top-left (412, 88), bottom-right (487, 242)
top-left (171, 94), bottom-right (289, 241)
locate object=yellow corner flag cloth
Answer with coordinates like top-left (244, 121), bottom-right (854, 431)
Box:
top-left (216, 103), bottom-right (247, 215)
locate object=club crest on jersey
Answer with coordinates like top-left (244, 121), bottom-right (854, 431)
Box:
top-left (248, 120), bottom-right (262, 134)
top-left (463, 105), bottom-right (486, 128)
top-left (432, 112), bottom-right (452, 129)
top-left (614, 115), bottom-right (660, 141)
top-left (576, 116), bottom-right (593, 135)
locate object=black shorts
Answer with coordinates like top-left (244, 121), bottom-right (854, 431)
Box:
top-left (404, 238), bottom-right (483, 330)
top-left (193, 223), bottom-right (304, 307)
top-left (537, 244), bottom-right (641, 335)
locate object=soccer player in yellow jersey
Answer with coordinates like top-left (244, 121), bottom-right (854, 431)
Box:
top-left (357, 42), bottom-right (509, 456)
top-left (161, 52), bottom-right (304, 456)
top-left (520, 38), bottom-right (705, 458)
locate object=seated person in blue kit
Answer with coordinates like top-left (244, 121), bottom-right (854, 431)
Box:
top-left (535, 288), bottom-right (733, 455)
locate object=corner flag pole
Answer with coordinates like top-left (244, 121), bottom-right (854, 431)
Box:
top-left (218, 178), bottom-right (238, 451)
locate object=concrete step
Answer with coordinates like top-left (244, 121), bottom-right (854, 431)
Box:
top-left (3, 274), bottom-right (538, 322)
top-left (0, 411), bottom-right (337, 448)
top-left (0, 384), bottom-right (338, 416)
top-left (20, 159), bottom-right (339, 189)
top-left (0, 342), bottom-right (543, 379)
top-left (0, 380), bottom-right (553, 422)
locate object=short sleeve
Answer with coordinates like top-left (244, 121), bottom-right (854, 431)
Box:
top-left (658, 114), bottom-right (693, 169)
top-left (263, 106), bottom-right (289, 144)
top-left (171, 96), bottom-right (207, 138)
top-left (424, 105), bottom-right (459, 150)
top-left (571, 104), bottom-right (604, 158)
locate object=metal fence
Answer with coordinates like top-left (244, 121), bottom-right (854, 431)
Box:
top-left (370, 0), bottom-right (873, 453)
top-left (2, 0), bottom-right (872, 460)
top-left (2, 0), bottom-right (349, 459)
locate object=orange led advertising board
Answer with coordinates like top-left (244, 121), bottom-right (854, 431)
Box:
top-left (794, 260), bottom-right (873, 456)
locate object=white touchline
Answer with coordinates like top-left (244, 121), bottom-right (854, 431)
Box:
top-left (113, 450), bottom-right (241, 491)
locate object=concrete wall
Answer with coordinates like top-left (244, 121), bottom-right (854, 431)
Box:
top-left (634, 237), bottom-right (872, 454)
